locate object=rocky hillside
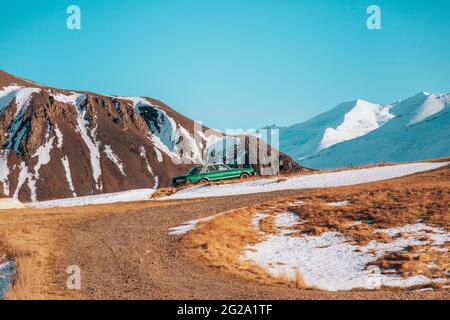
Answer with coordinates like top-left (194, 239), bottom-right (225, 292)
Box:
top-left (0, 71), bottom-right (302, 202)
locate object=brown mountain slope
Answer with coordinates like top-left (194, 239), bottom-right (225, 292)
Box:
top-left (0, 70), bottom-right (303, 202)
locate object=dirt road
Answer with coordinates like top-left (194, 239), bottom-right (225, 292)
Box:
top-left (65, 190), bottom-right (448, 300)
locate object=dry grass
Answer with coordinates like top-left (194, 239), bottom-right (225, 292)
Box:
top-left (181, 164), bottom-right (450, 290)
top-left (0, 198), bottom-right (201, 299)
top-left (182, 206), bottom-right (310, 289)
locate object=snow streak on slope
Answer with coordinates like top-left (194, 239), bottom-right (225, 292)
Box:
top-left (0, 86), bottom-right (21, 114)
top-left (13, 162), bottom-right (28, 199)
top-left (319, 99), bottom-right (394, 149)
top-left (61, 156), bottom-right (77, 197)
top-left (72, 93), bottom-right (103, 191)
top-left (104, 145), bottom-right (126, 176)
top-left (122, 96), bottom-right (206, 164)
top-left (4, 87), bottom-right (41, 153)
top-left (160, 162), bottom-right (448, 200)
top-left (132, 97), bottom-right (178, 149)
top-left (410, 93), bottom-right (450, 124)
top-left (0, 151), bottom-right (10, 196)
top-left (32, 130), bottom-right (54, 180)
top-left (26, 128), bottom-right (55, 202)
top-left (122, 97), bottom-right (180, 157)
top-left (54, 126), bottom-right (63, 149)
top-left (154, 147), bottom-right (163, 162)
top-left (139, 146), bottom-right (159, 188)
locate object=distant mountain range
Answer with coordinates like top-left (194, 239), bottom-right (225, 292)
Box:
top-left (0, 71), bottom-right (301, 202)
top-left (279, 92), bottom-right (450, 169)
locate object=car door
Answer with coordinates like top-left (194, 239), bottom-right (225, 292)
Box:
top-left (204, 165), bottom-right (222, 180)
top-left (218, 164), bottom-right (240, 179)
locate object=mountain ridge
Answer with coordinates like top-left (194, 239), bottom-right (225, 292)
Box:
top-left (278, 91), bottom-right (450, 168)
top-left (0, 70), bottom-right (303, 202)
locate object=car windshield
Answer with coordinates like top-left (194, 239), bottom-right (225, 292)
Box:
top-left (188, 166), bottom-right (202, 175)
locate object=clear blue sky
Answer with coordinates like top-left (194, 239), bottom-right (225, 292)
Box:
top-left (1, 0), bottom-right (449, 130)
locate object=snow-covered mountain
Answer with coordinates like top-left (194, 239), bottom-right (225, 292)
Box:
top-left (279, 92), bottom-right (450, 169)
top-left (0, 71), bottom-right (302, 202)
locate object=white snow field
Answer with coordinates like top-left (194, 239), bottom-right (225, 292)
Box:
top-left (28, 188), bottom-right (155, 209)
top-left (0, 198), bottom-right (25, 210)
top-left (160, 161), bottom-right (449, 200)
top-left (279, 92), bottom-right (450, 169)
top-left (242, 212), bottom-right (449, 291)
top-left (168, 213), bottom-right (224, 236)
top-left (168, 208), bottom-right (241, 236)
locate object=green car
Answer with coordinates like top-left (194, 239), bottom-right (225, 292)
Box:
top-left (172, 164), bottom-right (256, 186)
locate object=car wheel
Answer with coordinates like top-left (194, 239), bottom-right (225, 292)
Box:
top-left (199, 178), bottom-right (209, 184)
top-left (240, 173), bottom-right (250, 179)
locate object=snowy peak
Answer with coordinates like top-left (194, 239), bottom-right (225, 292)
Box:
top-left (319, 99), bottom-right (394, 150)
top-left (279, 91), bottom-right (450, 169)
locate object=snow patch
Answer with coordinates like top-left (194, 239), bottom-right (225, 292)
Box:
top-left (328, 201), bottom-right (351, 207)
top-left (410, 94), bottom-right (450, 125)
top-left (5, 87), bottom-right (41, 153)
top-left (54, 126), bottom-right (63, 150)
top-left (153, 147), bottom-right (163, 162)
top-left (61, 156), bottom-right (77, 197)
top-left (275, 211), bottom-right (300, 228)
top-left (376, 223), bottom-right (450, 246)
top-left (73, 94), bottom-right (103, 191)
top-left (27, 188), bottom-right (156, 208)
top-left (168, 213), bottom-right (224, 236)
top-left (139, 146), bottom-right (159, 188)
top-left (161, 162), bottom-right (449, 200)
top-left (52, 92), bottom-right (82, 105)
top-left (104, 145), bottom-right (125, 176)
top-left (13, 162), bottom-right (29, 199)
top-left (12, 87), bottom-right (41, 118)
top-left (151, 135), bottom-right (181, 164)
top-left (0, 151), bottom-right (10, 196)
top-left (0, 85), bottom-right (21, 114)
top-left (252, 212), bottom-right (269, 230)
top-left (123, 97), bottom-right (180, 152)
top-left (320, 100), bottom-right (394, 150)
top-left (242, 214), bottom-right (449, 291)
top-left (32, 135), bottom-right (54, 180)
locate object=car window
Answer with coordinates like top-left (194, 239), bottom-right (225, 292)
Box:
top-left (207, 165), bottom-right (220, 172)
top-left (218, 164), bottom-right (231, 171)
top-left (188, 166), bottom-right (202, 175)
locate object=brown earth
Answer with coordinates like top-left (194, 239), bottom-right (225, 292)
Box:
top-left (0, 165), bottom-right (449, 300)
